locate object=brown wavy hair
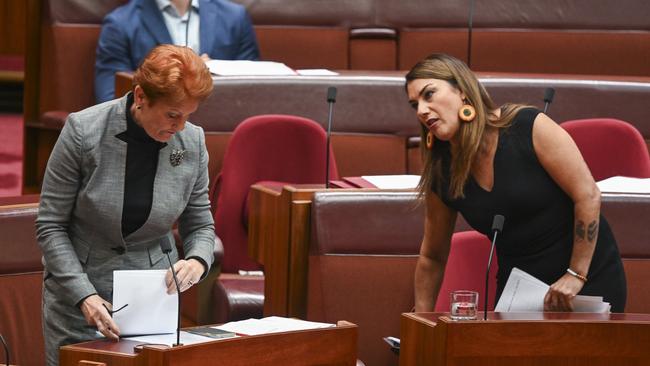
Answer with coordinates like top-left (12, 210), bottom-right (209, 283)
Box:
top-left (405, 54), bottom-right (529, 199)
top-left (133, 44), bottom-right (213, 105)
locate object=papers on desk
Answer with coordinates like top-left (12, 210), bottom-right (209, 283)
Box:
top-left (360, 175), bottom-right (421, 189)
top-left (112, 270), bottom-right (177, 336)
top-left (124, 331), bottom-right (220, 346)
top-left (214, 316), bottom-right (334, 336)
top-left (206, 60), bottom-right (297, 76)
top-left (296, 69), bottom-right (339, 76)
top-left (495, 268), bottom-right (610, 313)
top-left (596, 176), bottom-right (650, 194)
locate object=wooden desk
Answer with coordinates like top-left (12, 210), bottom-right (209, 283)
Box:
top-left (249, 184), bottom-right (650, 319)
top-left (400, 312), bottom-right (650, 366)
top-left (248, 183), bottom-right (379, 318)
top-left (60, 321), bottom-right (358, 366)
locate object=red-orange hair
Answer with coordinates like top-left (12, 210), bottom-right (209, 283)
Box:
top-left (133, 44), bottom-right (213, 104)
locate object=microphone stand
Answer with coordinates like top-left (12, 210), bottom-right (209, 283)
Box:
top-left (325, 87), bottom-right (337, 188)
top-left (543, 87), bottom-right (555, 114)
top-left (160, 240), bottom-right (183, 347)
top-left (484, 231), bottom-right (498, 321)
top-left (485, 215), bottom-right (504, 321)
top-left (467, 0), bottom-right (476, 68)
top-left (185, 0), bottom-right (193, 48)
top-left (0, 334), bottom-right (9, 366)
top-left (164, 253), bottom-right (182, 346)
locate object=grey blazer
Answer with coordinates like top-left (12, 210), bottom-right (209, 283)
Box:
top-left (36, 95), bottom-right (215, 365)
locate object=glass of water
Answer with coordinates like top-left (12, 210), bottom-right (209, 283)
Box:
top-left (450, 290), bottom-right (478, 320)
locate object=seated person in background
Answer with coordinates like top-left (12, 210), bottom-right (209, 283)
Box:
top-left (406, 54), bottom-right (626, 313)
top-left (95, 0), bottom-right (259, 103)
top-left (38, 45), bottom-right (218, 366)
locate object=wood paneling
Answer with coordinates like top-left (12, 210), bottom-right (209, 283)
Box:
top-left (0, 0), bottom-right (27, 55)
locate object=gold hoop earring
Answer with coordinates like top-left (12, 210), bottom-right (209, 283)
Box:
top-left (426, 130), bottom-right (434, 150)
top-left (458, 104), bottom-right (476, 122)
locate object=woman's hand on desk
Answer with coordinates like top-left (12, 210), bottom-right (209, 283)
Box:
top-left (544, 274), bottom-right (585, 312)
top-left (80, 294), bottom-right (120, 340)
top-left (165, 258), bottom-right (205, 294)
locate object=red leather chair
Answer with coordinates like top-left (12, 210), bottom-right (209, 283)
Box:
top-left (434, 230), bottom-right (498, 312)
top-left (561, 118), bottom-right (650, 181)
top-left (212, 114), bottom-right (338, 322)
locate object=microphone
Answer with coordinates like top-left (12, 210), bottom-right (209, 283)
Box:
top-left (325, 86), bottom-right (337, 188)
top-left (466, 0), bottom-right (476, 68)
top-left (185, 0), bottom-right (193, 49)
top-left (484, 214), bottom-right (504, 321)
top-left (160, 238), bottom-right (183, 346)
top-left (543, 88), bottom-right (555, 114)
top-left (0, 334), bottom-right (9, 366)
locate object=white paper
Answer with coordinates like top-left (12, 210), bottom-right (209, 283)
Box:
top-left (360, 175), bottom-right (421, 189)
top-left (113, 270), bottom-right (177, 336)
top-left (214, 316), bottom-right (334, 336)
top-left (206, 60), bottom-right (297, 76)
top-left (124, 331), bottom-right (219, 346)
top-left (597, 176), bottom-right (650, 194)
top-left (495, 268), bottom-right (610, 313)
top-left (495, 268), bottom-right (547, 312)
top-left (296, 69), bottom-right (339, 76)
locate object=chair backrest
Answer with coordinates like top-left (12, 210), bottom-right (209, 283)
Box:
top-left (601, 193), bottom-right (650, 313)
top-left (434, 230), bottom-right (498, 312)
top-left (306, 190), bottom-right (482, 366)
top-left (37, 0), bottom-right (127, 117)
top-left (307, 191), bottom-right (423, 366)
top-left (0, 203), bottom-right (44, 366)
top-left (561, 118), bottom-right (650, 181)
top-left (214, 114), bottom-right (338, 273)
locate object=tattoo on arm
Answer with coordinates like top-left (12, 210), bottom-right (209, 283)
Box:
top-left (575, 220), bottom-right (585, 242)
top-left (587, 220), bottom-right (599, 242)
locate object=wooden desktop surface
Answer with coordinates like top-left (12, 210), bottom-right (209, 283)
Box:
top-left (60, 321), bottom-right (358, 366)
top-left (400, 312), bottom-right (650, 366)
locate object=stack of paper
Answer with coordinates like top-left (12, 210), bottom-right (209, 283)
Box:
top-left (494, 268), bottom-right (610, 313)
top-left (360, 175), bottom-right (421, 189)
top-left (206, 60), bottom-right (297, 76)
top-left (596, 176), bottom-right (650, 194)
top-left (113, 270), bottom-right (178, 336)
top-left (214, 316), bottom-right (334, 336)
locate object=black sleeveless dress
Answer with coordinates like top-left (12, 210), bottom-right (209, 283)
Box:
top-left (437, 108), bottom-right (627, 312)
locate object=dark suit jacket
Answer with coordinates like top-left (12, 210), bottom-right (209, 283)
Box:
top-left (95, 0), bottom-right (259, 103)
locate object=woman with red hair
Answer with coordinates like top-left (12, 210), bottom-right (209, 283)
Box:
top-left (37, 45), bottom-right (219, 366)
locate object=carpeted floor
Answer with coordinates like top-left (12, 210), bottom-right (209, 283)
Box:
top-left (0, 113), bottom-right (23, 197)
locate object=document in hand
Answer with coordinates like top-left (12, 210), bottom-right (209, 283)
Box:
top-left (112, 270), bottom-right (178, 336)
top-left (494, 267), bottom-right (611, 313)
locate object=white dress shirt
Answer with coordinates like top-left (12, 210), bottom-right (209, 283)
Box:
top-left (155, 0), bottom-right (201, 53)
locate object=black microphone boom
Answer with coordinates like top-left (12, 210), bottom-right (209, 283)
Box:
top-left (0, 334), bottom-right (10, 366)
top-left (543, 87), bottom-right (555, 114)
top-left (325, 87), bottom-right (337, 188)
top-left (185, 0), bottom-right (193, 48)
top-left (466, 0), bottom-right (476, 68)
top-left (160, 239), bottom-right (183, 346)
top-left (484, 214), bottom-right (504, 321)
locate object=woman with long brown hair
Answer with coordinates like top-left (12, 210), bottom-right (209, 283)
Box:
top-left (406, 54), bottom-right (626, 313)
